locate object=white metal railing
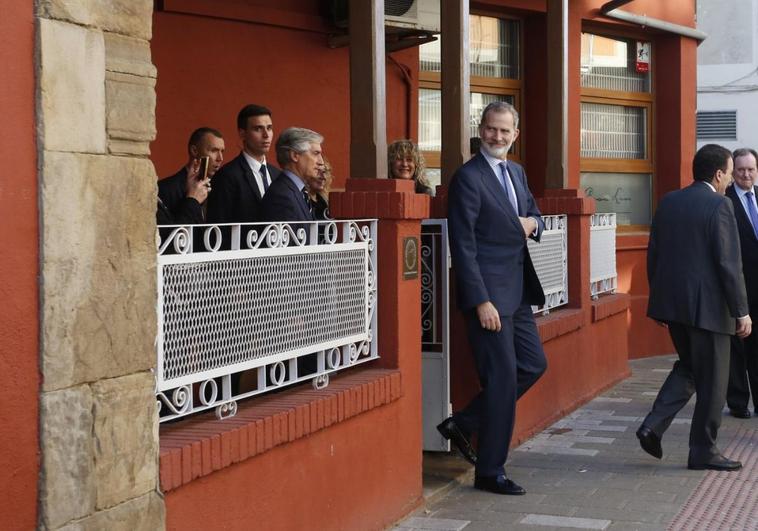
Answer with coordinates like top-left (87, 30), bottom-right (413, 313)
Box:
top-left (528, 215), bottom-right (568, 315)
top-left (155, 220), bottom-right (378, 422)
top-left (590, 213), bottom-right (618, 298)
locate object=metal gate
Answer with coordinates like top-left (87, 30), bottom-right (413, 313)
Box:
top-left (420, 219), bottom-right (451, 451)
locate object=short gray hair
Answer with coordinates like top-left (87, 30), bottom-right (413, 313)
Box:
top-left (479, 101), bottom-right (519, 129)
top-left (276, 127), bottom-right (324, 167)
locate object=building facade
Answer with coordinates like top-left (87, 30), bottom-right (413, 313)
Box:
top-left (1, 1), bottom-right (699, 530)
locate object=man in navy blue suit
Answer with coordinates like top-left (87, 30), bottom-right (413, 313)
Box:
top-left (439, 102), bottom-right (547, 495)
top-left (262, 127), bottom-right (323, 224)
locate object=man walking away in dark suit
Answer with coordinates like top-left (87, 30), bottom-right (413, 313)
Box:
top-left (637, 144), bottom-right (751, 472)
top-left (158, 127), bottom-right (224, 221)
top-left (441, 102), bottom-right (547, 495)
top-left (207, 104), bottom-right (281, 224)
top-left (262, 127), bottom-right (323, 224)
top-left (725, 148), bottom-right (758, 419)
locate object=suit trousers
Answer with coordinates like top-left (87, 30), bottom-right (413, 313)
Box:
top-left (453, 303), bottom-right (546, 477)
top-left (726, 333), bottom-right (758, 411)
top-left (642, 323), bottom-right (730, 462)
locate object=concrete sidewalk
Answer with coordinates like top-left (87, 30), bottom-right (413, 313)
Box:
top-left (394, 355), bottom-right (758, 531)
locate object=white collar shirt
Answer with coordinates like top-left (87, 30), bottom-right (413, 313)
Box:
top-left (242, 151), bottom-right (270, 196)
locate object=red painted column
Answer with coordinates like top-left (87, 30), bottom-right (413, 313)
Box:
top-left (0, 1), bottom-right (39, 528)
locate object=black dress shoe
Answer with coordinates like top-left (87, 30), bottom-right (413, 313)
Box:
top-left (729, 408), bottom-right (751, 419)
top-left (474, 475), bottom-right (526, 495)
top-left (688, 454), bottom-right (742, 471)
top-left (436, 417), bottom-right (477, 465)
top-left (636, 425), bottom-right (662, 459)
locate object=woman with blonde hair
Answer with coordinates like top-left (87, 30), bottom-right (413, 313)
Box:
top-left (388, 139), bottom-right (433, 195)
top-left (309, 157), bottom-right (333, 220)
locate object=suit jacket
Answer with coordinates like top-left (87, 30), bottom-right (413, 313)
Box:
top-left (448, 154), bottom-right (545, 317)
top-left (726, 184), bottom-right (758, 309)
top-left (206, 152), bottom-right (281, 223)
top-left (158, 167), bottom-right (204, 222)
top-left (647, 181), bottom-right (748, 335)
top-left (261, 172), bottom-right (315, 223)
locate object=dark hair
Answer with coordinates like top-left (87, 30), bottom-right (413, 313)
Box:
top-left (237, 104), bottom-right (272, 130)
top-left (692, 144), bottom-right (732, 182)
top-left (187, 127), bottom-right (223, 152)
top-left (732, 148), bottom-right (758, 165)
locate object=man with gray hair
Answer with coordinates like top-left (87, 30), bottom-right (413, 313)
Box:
top-left (440, 101), bottom-right (547, 495)
top-left (262, 127), bottom-right (324, 222)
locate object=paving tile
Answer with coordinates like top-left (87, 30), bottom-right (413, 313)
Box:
top-left (520, 514), bottom-right (612, 529)
top-left (402, 356), bottom-right (754, 531)
top-left (394, 517), bottom-right (471, 530)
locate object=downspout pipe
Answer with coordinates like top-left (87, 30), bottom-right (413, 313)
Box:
top-left (600, 0), bottom-right (708, 43)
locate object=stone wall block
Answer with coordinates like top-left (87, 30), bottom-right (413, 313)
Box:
top-left (38, 0), bottom-right (153, 40)
top-left (39, 19), bottom-right (106, 154)
top-left (39, 386), bottom-right (96, 529)
top-left (57, 491), bottom-right (165, 531)
top-left (92, 373), bottom-right (158, 510)
top-left (106, 71), bottom-right (157, 145)
top-left (41, 152), bottom-right (158, 391)
top-left (104, 32), bottom-right (156, 78)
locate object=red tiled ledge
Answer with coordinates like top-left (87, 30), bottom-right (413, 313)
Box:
top-left (159, 368), bottom-right (402, 492)
top-left (592, 293), bottom-right (631, 322)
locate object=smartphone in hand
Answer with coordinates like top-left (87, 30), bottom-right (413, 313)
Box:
top-left (197, 156), bottom-right (210, 181)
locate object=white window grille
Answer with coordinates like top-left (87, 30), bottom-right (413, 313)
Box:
top-left (580, 33), bottom-right (651, 93)
top-left (590, 213), bottom-right (618, 298)
top-left (156, 220), bottom-right (378, 422)
top-left (528, 215), bottom-right (569, 315)
top-left (581, 102), bottom-right (647, 159)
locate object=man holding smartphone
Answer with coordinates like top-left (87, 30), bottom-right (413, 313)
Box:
top-left (158, 127), bottom-right (225, 222)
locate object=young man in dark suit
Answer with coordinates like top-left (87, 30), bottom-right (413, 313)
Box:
top-left (441, 102), bottom-right (547, 495)
top-left (724, 148), bottom-right (758, 418)
top-left (158, 127), bottom-right (224, 221)
top-left (262, 127), bottom-right (323, 224)
top-left (637, 144), bottom-right (751, 471)
top-left (207, 104), bottom-right (281, 224)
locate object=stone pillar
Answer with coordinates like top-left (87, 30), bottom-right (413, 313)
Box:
top-left (36, 0), bottom-right (164, 529)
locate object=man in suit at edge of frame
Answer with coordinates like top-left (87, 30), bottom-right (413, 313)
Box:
top-left (724, 148), bottom-right (758, 419)
top-left (637, 143), bottom-right (751, 471)
top-left (439, 101), bottom-right (547, 495)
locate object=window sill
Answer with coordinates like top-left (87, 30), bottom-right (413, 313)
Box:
top-left (159, 367), bottom-right (402, 492)
top-left (592, 293), bottom-right (631, 322)
top-left (536, 308), bottom-right (585, 343)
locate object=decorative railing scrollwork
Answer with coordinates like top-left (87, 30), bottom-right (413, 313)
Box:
top-left (528, 215), bottom-right (569, 315)
top-left (156, 219), bottom-right (378, 422)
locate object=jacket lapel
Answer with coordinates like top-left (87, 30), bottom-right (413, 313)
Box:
top-left (475, 155), bottom-right (522, 229)
top-left (506, 161), bottom-right (526, 217)
top-left (476, 156), bottom-right (518, 215)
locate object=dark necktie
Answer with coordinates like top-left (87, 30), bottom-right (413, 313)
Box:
top-left (746, 191), bottom-right (758, 238)
top-left (260, 164), bottom-right (270, 192)
top-left (498, 161), bottom-right (518, 213)
top-left (302, 188), bottom-right (314, 215)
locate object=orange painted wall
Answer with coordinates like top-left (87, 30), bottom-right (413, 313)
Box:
top-left (0, 0), bottom-right (39, 529)
top-left (151, 1), bottom-right (417, 189)
top-left (165, 214), bottom-right (424, 530)
top-left (165, 394), bottom-right (421, 531)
